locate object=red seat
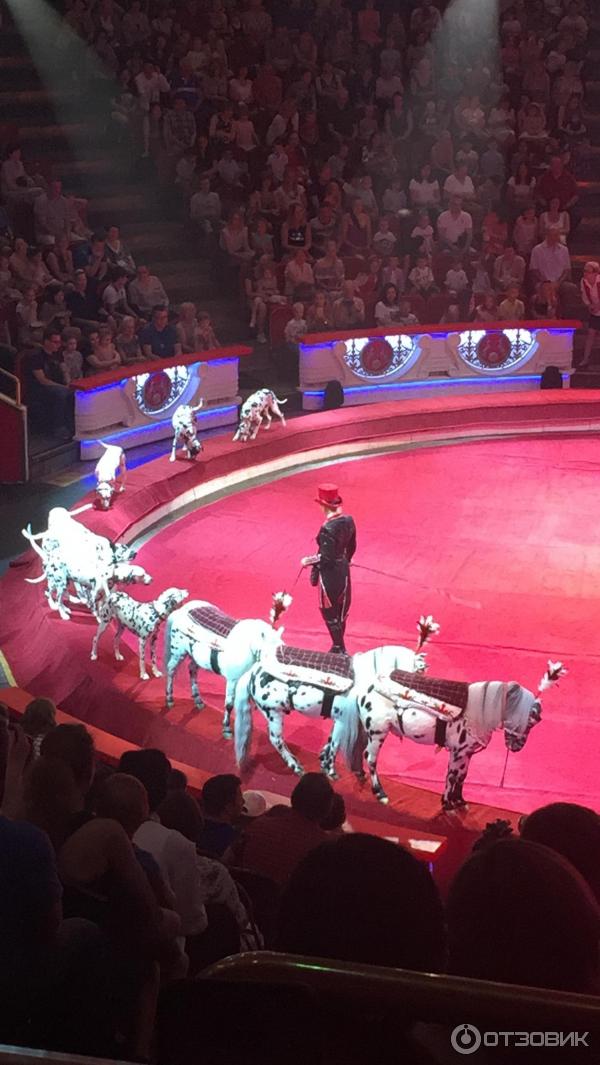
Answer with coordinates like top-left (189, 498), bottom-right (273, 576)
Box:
top-left (426, 293), bottom-right (451, 323)
top-left (405, 293), bottom-right (427, 320)
top-left (432, 252), bottom-right (453, 287)
top-left (269, 304), bottom-right (293, 347)
top-left (342, 256), bottom-right (367, 280)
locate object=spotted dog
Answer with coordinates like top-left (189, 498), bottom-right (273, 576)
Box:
top-left (91, 586), bottom-right (188, 680)
top-left (170, 402), bottom-right (204, 462)
top-left (233, 389), bottom-right (287, 442)
top-left (95, 442), bottom-right (127, 509)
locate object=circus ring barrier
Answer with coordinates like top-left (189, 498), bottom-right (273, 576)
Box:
top-left (69, 344), bottom-right (252, 460)
top-left (299, 319), bottom-right (578, 410)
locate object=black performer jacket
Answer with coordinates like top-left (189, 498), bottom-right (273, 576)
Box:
top-left (312, 514), bottom-right (357, 598)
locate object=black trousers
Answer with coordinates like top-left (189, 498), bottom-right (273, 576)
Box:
top-left (319, 567), bottom-right (351, 653)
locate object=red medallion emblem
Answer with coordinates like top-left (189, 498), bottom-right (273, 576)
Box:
top-left (143, 371), bottom-right (173, 411)
top-left (360, 338), bottom-right (394, 375)
top-left (477, 332), bottom-right (512, 368)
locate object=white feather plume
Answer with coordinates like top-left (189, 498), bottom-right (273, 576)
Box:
top-left (538, 660), bottom-right (567, 693)
top-left (270, 591), bottom-right (293, 626)
top-left (416, 614), bottom-right (440, 650)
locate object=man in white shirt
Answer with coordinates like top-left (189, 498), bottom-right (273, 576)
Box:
top-left (437, 197), bottom-right (473, 252)
top-left (443, 164), bottom-right (475, 204)
top-left (119, 749), bottom-right (249, 943)
top-left (529, 229), bottom-right (572, 286)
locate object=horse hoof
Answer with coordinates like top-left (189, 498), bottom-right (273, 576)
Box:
top-left (140, 672), bottom-right (150, 681)
top-left (293, 765), bottom-right (304, 776)
top-left (223, 728), bottom-right (232, 739)
top-left (194, 700), bottom-right (205, 712)
top-left (152, 668), bottom-right (163, 678)
top-left (377, 794), bottom-right (390, 805)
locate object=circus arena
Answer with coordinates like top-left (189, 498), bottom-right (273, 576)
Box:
top-left (1, 0), bottom-right (600, 1062)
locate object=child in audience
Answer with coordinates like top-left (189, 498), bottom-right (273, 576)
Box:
top-left (61, 328), bottom-right (84, 383)
top-left (408, 255), bottom-right (437, 296)
top-left (196, 312), bottom-right (220, 351)
top-left (397, 297), bottom-right (419, 326)
top-left (498, 285), bottom-right (525, 320)
top-left (284, 302), bottom-right (307, 345)
top-left (444, 256), bottom-right (469, 293)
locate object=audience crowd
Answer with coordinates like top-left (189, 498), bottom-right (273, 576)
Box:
top-left (0, 0), bottom-right (597, 439)
top-left (0, 697), bottom-right (599, 1062)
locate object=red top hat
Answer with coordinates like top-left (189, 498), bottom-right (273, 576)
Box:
top-left (315, 483), bottom-right (343, 507)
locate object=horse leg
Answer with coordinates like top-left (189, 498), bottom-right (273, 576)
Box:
top-left (365, 727), bottom-right (390, 803)
top-left (265, 710), bottom-right (304, 775)
top-left (319, 719), bottom-right (345, 779)
top-left (188, 659), bottom-right (205, 711)
top-left (150, 632), bottom-right (162, 677)
top-left (222, 677), bottom-right (237, 739)
top-left (442, 744), bottom-right (476, 810)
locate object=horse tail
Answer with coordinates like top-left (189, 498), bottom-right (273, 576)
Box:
top-left (338, 698), bottom-right (362, 772)
top-left (234, 668), bottom-right (254, 767)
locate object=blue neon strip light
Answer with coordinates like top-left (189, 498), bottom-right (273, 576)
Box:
top-left (303, 374), bottom-right (568, 397)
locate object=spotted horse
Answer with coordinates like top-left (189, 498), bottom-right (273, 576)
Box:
top-left (356, 661), bottom-right (566, 808)
top-left (233, 617), bottom-right (439, 779)
top-left (164, 593), bottom-right (291, 735)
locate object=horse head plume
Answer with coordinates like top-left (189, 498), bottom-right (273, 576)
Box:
top-left (416, 614), bottom-right (440, 652)
top-left (270, 591), bottom-right (293, 627)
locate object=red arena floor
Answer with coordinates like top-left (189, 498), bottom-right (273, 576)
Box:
top-left (2, 409), bottom-right (599, 825)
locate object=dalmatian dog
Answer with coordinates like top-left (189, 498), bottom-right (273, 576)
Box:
top-left (95, 443), bottom-right (127, 510)
top-left (91, 586), bottom-right (189, 680)
top-left (233, 389), bottom-right (287, 442)
top-left (23, 510), bottom-right (137, 620)
top-left (70, 562), bottom-right (153, 610)
top-left (170, 401), bottom-right (204, 462)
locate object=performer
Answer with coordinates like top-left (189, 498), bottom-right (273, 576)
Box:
top-left (301, 483), bottom-right (356, 654)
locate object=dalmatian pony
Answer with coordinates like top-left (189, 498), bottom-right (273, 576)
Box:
top-left (355, 660), bottom-right (566, 809)
top-left (233, 617), bottom-right (438, 779)
top-left (164, 592), bottom-right (291, 735)
top-left (91, 586), bottom-right (189, 680)
top-left (95, 442), bottom-right (127, 509)
top-left (170, 401), bottom-right (203, 462)
top-left (22, 506), bottom-right (137, 620)
top-left (233, 389), bottom-right (287, 442)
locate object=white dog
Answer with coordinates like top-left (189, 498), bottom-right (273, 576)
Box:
top-left (170, 402), bottom-right (203, 462)
top-left (95, 443), bottom-right (127, 509)
top-left (233, 389), bottom-right (287, 442)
